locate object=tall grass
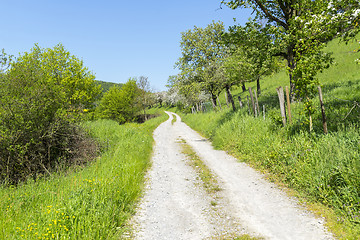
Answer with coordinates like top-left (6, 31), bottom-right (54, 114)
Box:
top-left (181, 109), bottom-right (360, 239)
top-left (0, 113), bottom-right (167, 239)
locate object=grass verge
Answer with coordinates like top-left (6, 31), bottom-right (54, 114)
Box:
top-left (0, 113), bottom-right (167, 240)
top-left (180, 109), bottom-right (360, 239)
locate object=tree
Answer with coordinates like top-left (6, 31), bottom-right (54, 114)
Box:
top-left (221, 48), bottom-right (252, 110)
top-left (176, 21), bottom-right (228, 107)
top-left (96, 79), bottom-right (141, 124)
top-left (222, 0), bottom-right (360, 101)
top-left (224, 20), bottom-right (280, 96)
top-left (9, 44), bottom-right (101, 112)
top-left (137, 76), bottom-right (152, 120)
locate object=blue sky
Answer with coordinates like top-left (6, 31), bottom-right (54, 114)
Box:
top-left (1, 0), bottom-right (252, 91)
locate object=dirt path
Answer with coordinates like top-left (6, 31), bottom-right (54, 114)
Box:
top-left (133, 112), bottom-right (334, 240)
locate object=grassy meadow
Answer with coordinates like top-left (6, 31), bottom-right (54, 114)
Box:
top-left (179, 37), bottom-right (360, 239)
top-left (0, 113), bottom-right (167, 239)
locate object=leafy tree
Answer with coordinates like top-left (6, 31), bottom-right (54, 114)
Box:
top-left (224, 20), bottom-right (280, 96)
top-left (10, 44), bottom-right (102, 112)
top-left (176, 21), bottom-right (228, 107)
top-left (96, 79), bottom-right (141, 124)
top-left (222, 0), bottom-right (360, 101)
top-left (165, 75), bottom-right (187, 107)
top-left (137, 76), bottom-right (152, 120)
top-left (167, 73), bottom-right (208, 110)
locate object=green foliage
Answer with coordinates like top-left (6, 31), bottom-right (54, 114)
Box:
top-left (222, 0), bottom-right (360, 103)
top-left (0, 114), bottom-right (167, 239)
top-left (96, 79), bottom-right (141, 124)
top-left (0, 44), bottom-right (101, 184)
top-left (11, 44), bottom-right (101, 111)
top-left (224, 20), bottom-right (280, 95)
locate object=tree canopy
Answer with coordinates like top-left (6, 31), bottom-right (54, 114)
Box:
top-left (222, 0), bottom-right (360, 100)
top-left (175, 21), bottom-right (228, 107)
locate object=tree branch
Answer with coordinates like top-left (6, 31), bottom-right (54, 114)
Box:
top-left (252, 0), bottom-right (288, 29)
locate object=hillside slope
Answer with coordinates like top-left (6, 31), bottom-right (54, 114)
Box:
top-left (179, 36), bottom-right (360, 239)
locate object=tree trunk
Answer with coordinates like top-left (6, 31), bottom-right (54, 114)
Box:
top-left (256, 76), bottom-right (261, 96)
top-left (143, 108), bottom-right (148, 121)
top-left (242, 82), bottom-right (246, 92)
top-left (211, 93), bottom-right (217, 108)
top-left (217, 95), bottom-right (222, 110)
top-left (225, 91), bottom-right (229, 107)
top-left (287, 44), bottom-right (296, 102)
top-left (238, 96), bottom-right (243, 108)
top-left (225, 85), bottom-right (236, 111)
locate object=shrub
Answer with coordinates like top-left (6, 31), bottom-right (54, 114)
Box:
top-left (96, 79), bottom-right (141, 124)
top-left (0, 45), bottom-right (101, 184)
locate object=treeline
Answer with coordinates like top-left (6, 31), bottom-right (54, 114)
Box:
top-left (95, 80), bottom-right (123, 94)
top-left (167, 0), bottom-right (360, 114)
top-left (0, 45), bottom-right (157, 184)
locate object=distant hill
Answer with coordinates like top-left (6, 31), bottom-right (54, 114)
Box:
top-left (95, 80), bottom-right (123, 94)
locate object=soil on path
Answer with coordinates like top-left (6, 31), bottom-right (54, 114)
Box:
top-left (132, 112), bottom-right (334, 240)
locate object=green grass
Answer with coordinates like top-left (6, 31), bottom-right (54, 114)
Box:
top-left (0, 113), bottom-right (167, 239)
top-left (179, 36), bottom-right (360, 239)
top-left (181, 109), bottom-right (360, 239)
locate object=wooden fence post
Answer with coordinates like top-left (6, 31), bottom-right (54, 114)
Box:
top-left (276, 86), bottom-right (286, 126)
top-left (246, 95), bottom-right (251, 115)
top-left (238, 96), bottom-right (243, 108)
top-left (263, 105), bottom-right (265, 120)
top-left (285, 86), bottom-right (292, 124)
top-left (249, 87), bottom-right (256, 116)
top-left (225, 91), bottom-right (229, 107)
top-left (217, 96), bottom-right (222, 110)
top-left (318, 86), bottom-right (328, 134)
top-left (254, 89), bottom-right (260, 118)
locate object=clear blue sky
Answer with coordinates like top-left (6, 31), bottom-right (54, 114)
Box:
top-left (1, 0), bottom-right (252, 91)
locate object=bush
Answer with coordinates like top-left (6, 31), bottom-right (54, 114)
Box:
top-left (96, 79), bottom-right (141, 124)
top-left (0, 45), bottom-right (101, 184)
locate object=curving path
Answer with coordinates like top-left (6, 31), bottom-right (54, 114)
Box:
top-left (133, 111), bottom-right (334, 240)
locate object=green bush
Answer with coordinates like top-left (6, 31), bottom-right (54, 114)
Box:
top-left (96, 79), bottom-right (141, 124)
top-left (0, 45), bottom-right (101, 184)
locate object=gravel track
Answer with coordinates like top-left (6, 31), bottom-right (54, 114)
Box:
top-left (132, 111), bottom-right (334, 240)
